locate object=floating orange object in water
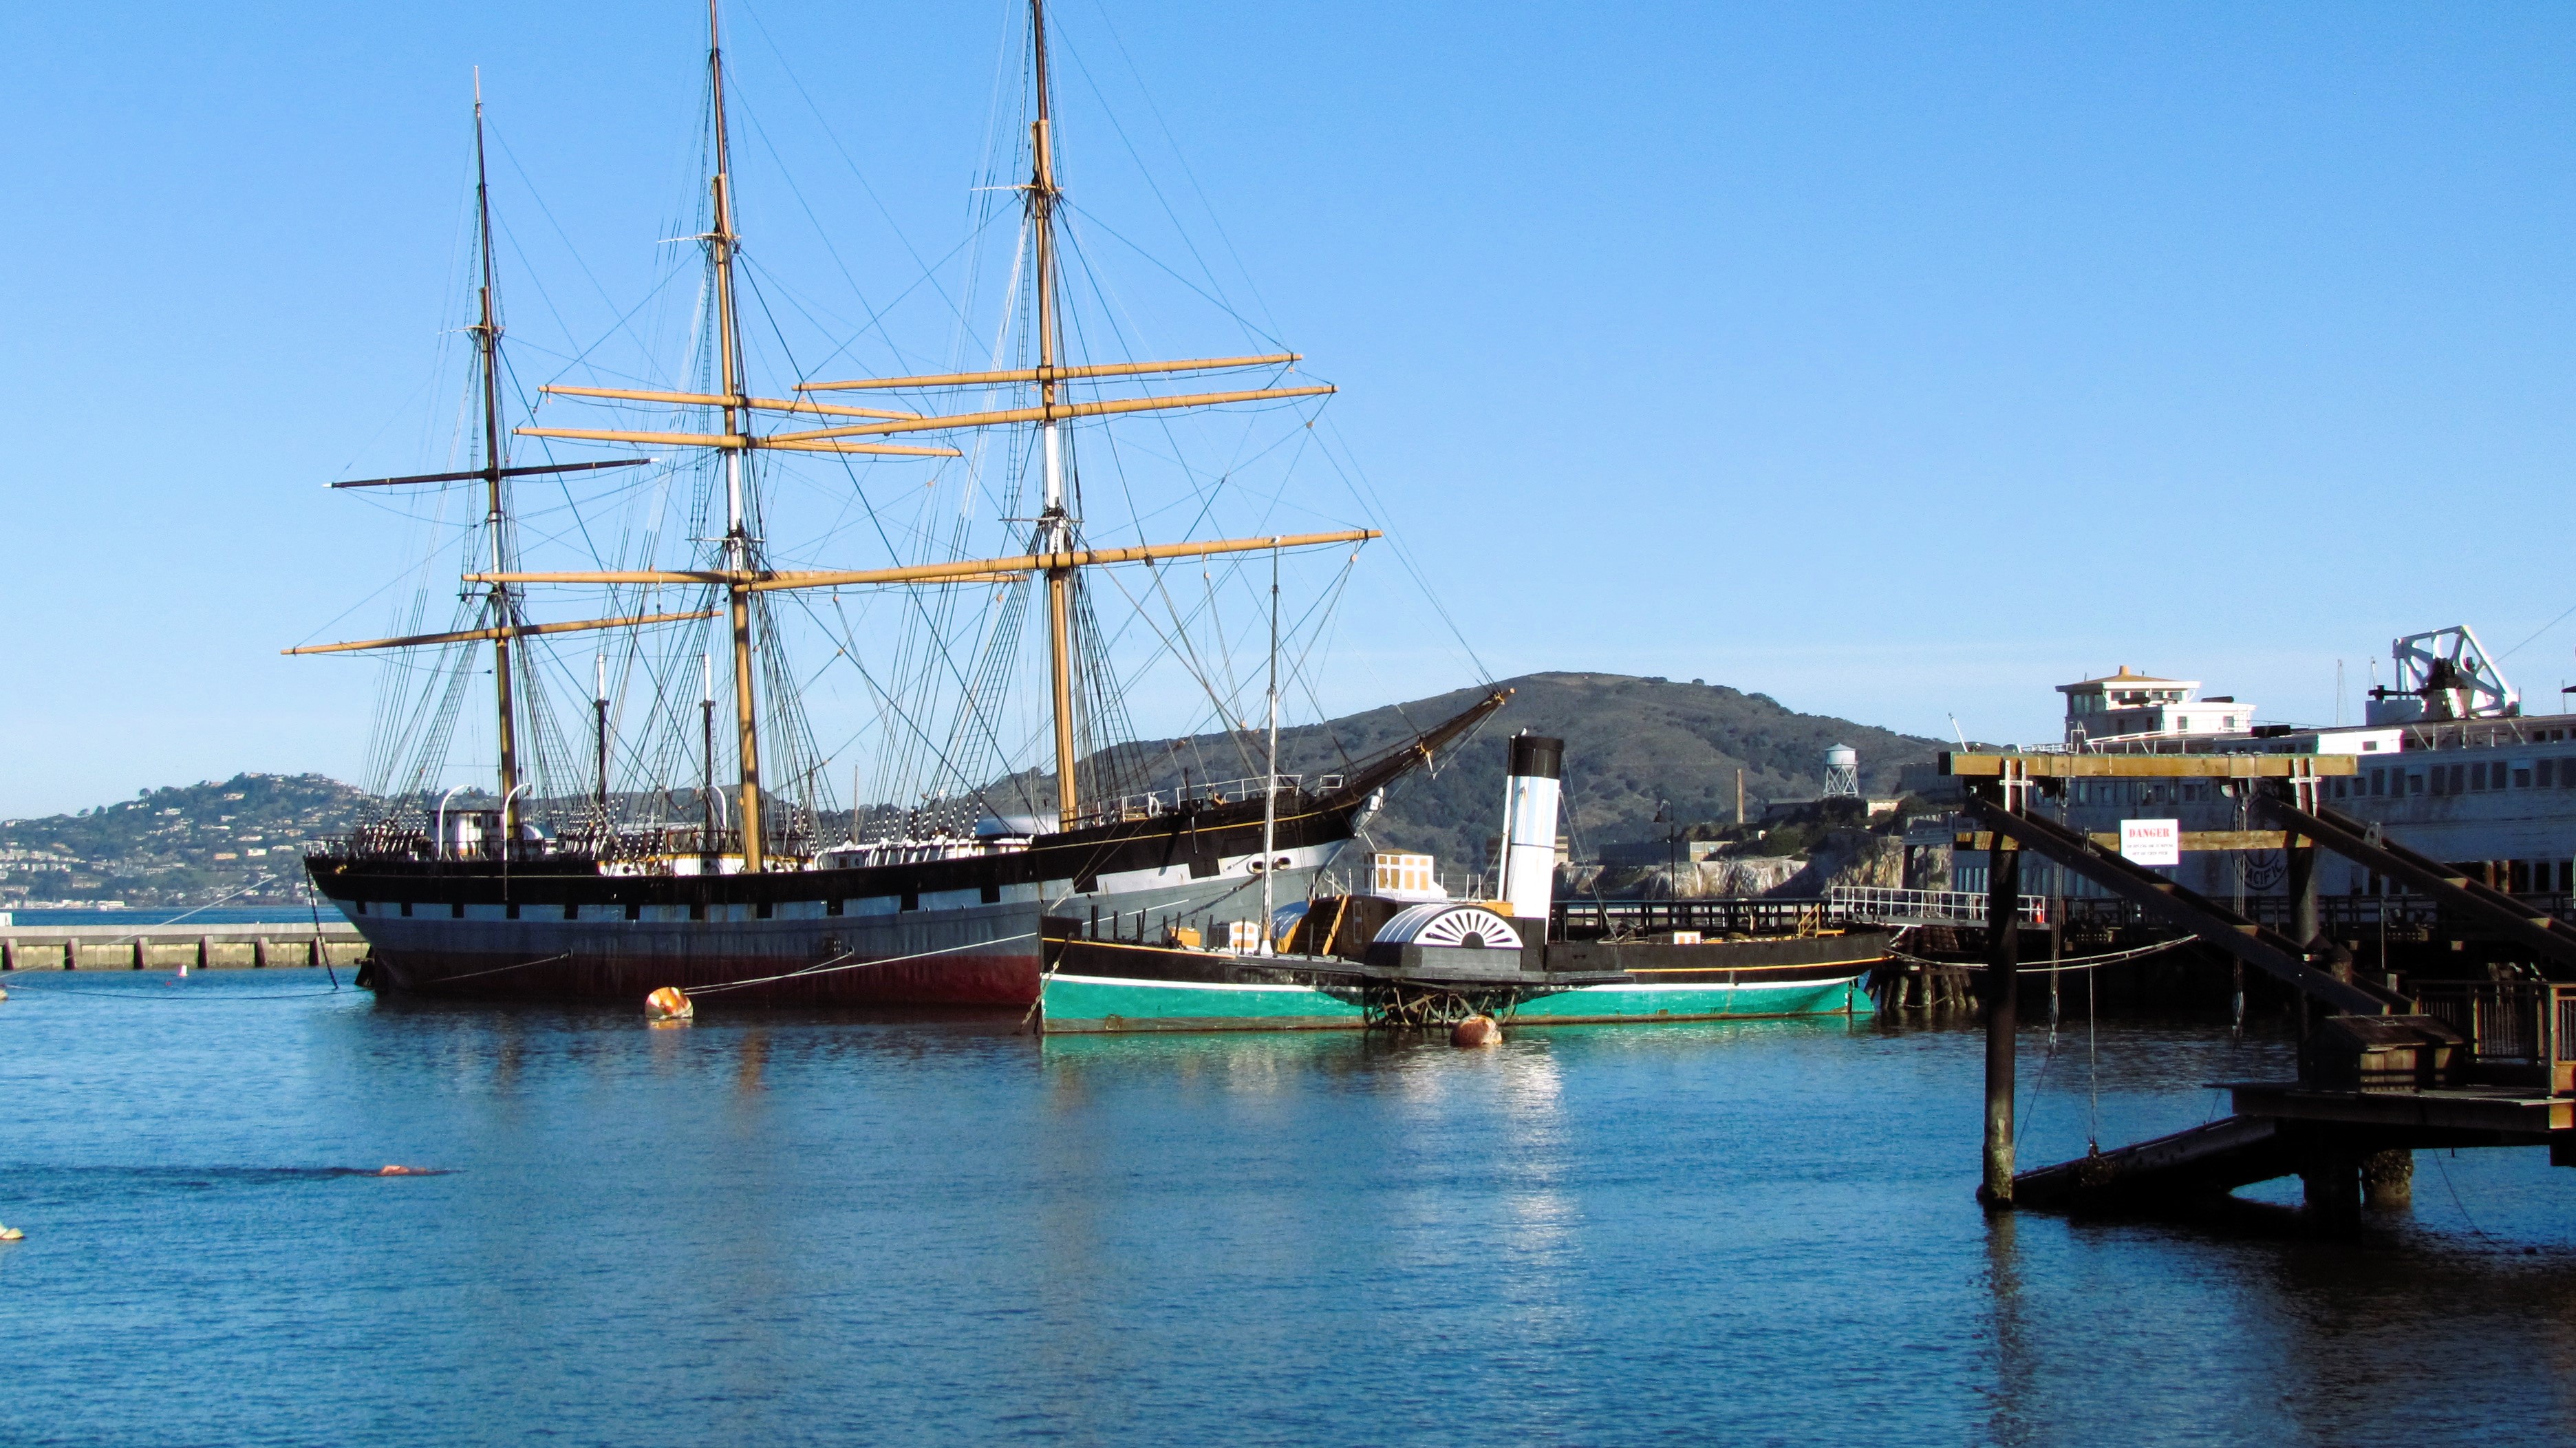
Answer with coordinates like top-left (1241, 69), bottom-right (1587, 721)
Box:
top-left (1451, 1014), bottom-right (1503, 1048)
top-left (645, 986), bottom-right (694, 1023)
top-left (0, 1224), bottom-right (23, 1242)
top-left (378, 1165), bottom-right (418, 1176)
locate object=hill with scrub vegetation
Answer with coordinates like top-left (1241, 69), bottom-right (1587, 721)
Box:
top-left (1108, 671), bottom-right (1944, 871)
top-left (0, 774), bottom-right (368, 910)
top-left (6, 674), bottom-right (1942, 909)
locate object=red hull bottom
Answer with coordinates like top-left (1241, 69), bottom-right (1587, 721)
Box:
top-left (372, 948), bottom-right (1042, 1009)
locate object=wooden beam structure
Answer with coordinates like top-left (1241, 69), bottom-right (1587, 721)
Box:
top-left (329, 458), bottom-right (655, 489)
top-left (1961, 792), bottom-right (2398, 1016)
top-left (538, 384), bottom-right (917, 420)
top-left (1954, 829), bottom-right (2310, 853)
top-left (513, 426), bottom-right (961, 458)
top-left (283, 609), bottom-right (717, 657)
top-left (798, 352), bottom-right (1300, 392)
top-left (464, 529), bottom-right (1377, 593)
top-left (760, 385), bottom-right (1335, 445)
top-left (2258, 789), bottom-right (2576, 977)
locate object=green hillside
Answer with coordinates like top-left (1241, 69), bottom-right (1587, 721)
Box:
top-left (1109, 671), bottom-right (1942, 868)
top-left (2, 674), bottom-right (1939, 906)
top-left (0, 774), bottom-right (367, 908)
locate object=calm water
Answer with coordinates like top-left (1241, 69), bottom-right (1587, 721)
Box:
top-left (3, 975), bottom-right (2572, 1446)
top-left (8, 908), bottom-right (328, 926)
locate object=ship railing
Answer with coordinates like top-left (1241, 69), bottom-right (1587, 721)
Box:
top-left (1077, 774), bottom-right (1344, 828)
top-left (817, 838), bottom-right (1000, 868)
top-left (1551, 896), bottom-right (1843, 941)
top-left (1828, 885), bottom-right (2050, 928)
top-left (315, 822), bottom-right (816, 869)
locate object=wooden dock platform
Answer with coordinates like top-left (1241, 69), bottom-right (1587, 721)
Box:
top-left (2016, 1083), bottom-right (2573, 1218)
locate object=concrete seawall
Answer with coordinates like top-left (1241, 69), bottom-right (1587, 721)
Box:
top-left (0, 923), bottom-right (365, 971)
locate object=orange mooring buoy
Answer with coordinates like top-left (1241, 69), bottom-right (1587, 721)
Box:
top-left (645, 986), bottom-right (694, 1023)
top-left (1451, 1014), bottom-right (1502, 1048)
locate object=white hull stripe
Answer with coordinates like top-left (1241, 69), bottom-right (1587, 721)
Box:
top-left (1051, 972), bottom-right (1330, 994)
top-left (1554, 978), bottom-right (1860, 994)
top-left (1049, 972), bottom-right (1862, 995)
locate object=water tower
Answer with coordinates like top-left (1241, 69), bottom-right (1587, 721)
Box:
top-left (1822, 744), bottom-right (1860, 799)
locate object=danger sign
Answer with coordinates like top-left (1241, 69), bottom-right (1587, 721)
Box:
top-left (2121, 818), bottom-right (2181, 868)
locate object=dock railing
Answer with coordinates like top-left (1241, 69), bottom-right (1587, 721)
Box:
top-left (2414, 980), bottom-right (2576, 1094)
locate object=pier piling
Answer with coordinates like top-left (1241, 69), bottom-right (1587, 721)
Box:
top-left (2362, 1149), bottom-right (2413, 1210)
top-left (1981, 840), bottom-right (2021, 1209)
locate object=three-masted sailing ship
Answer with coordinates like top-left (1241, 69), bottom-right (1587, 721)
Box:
top-left (296, 1), bottom-right (1503, 1006)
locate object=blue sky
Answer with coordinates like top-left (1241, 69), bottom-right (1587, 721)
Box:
top-left (8, 1), bottom-right (2576, 816)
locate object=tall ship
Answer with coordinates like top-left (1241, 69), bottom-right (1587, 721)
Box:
top-left (296, 2), bottom-right (1502, 1007)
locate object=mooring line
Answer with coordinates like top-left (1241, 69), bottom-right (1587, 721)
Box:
top-left (420, 952), bottom-right (575, 985)
top-left (1880, 937), bottom-right (2187, 975)
top-left (23, 873), bottom-right (283, 949)
top-left (687, 931), bottom-right (1040, 996)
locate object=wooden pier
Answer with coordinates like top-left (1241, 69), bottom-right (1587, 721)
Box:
top-left (1946, 749), bottom-right (2576, 1227)
top-left (0, 922), bottom-right (364, 972)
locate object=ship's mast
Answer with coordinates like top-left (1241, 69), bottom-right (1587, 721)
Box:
top-left (1029, 0), bottom-right (1081, 831)
top-left (707, 0), bottom-right (766, 870)
top-left (1260, 540), bottom-right (1279, 954)
top-left (471, 74), bottom-right (521, 852)
top-left (482, 1), bottom-right (1359, 849)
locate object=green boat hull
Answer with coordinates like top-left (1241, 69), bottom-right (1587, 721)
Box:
top-left (1507, 976), bottom-right (1869, 1022)
top-left (1040, 969), bottom-right (1872, 1034)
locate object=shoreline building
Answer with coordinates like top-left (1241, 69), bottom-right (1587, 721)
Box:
top-left (1951, 628), bottom-right (2570, 906)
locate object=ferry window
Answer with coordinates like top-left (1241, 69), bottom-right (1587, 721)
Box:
top-left (2515, 767), bottom-right (2533, 789)
top-left (2542, 760), bottom-right (2557, 788)
top-left (2332, 778), bottom-right (2347, 798)
top-left (2409, 773), bottom-right (2425, 796)
top-left (2467, 763), bottom-right (2485, 792)
top-left (2432, 769), bottom-right (2447, 796)
top-left (2369, 769), bottom-right (2385, 796)
top-left (2453, 764), bottom-right (2469, 794)
top-left (2564, 758), bottom-right (2576, 787)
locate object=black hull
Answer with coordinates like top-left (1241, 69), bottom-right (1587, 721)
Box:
top-left (308, 690), bottom-right (1511, 1008)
